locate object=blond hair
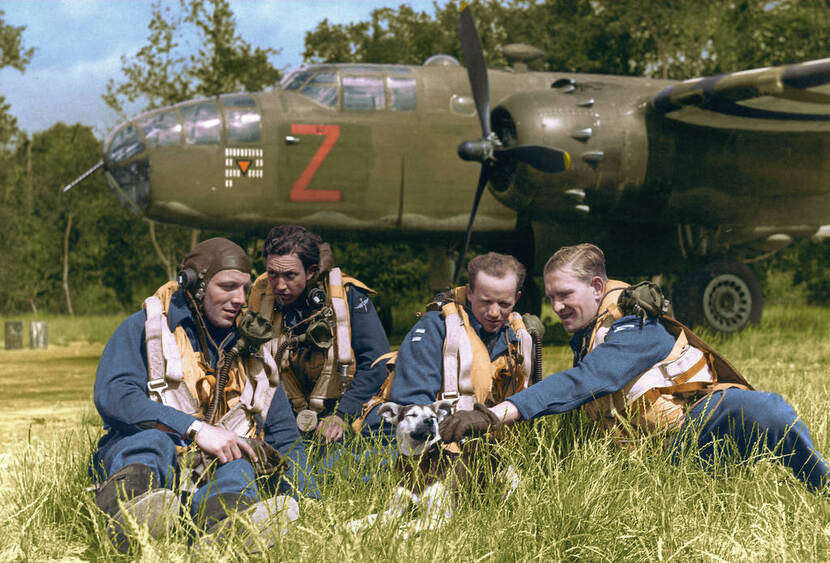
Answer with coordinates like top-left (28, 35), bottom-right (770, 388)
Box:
top-left (543, 243), bottom-right (607, 282)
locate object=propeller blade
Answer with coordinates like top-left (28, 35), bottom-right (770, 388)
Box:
top-left (496, 145), bottom-right (571, 173)
top-left (62, 160), bottom-right (104, 193)
top-left (459, 5), bottom-right (491, 137)
top-left (453, 165), bottom-right (491, 286)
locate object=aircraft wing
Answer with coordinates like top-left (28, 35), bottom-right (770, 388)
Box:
top-left (651, 58), bottom-right (830, 131)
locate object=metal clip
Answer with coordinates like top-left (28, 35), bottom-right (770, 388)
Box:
top-left (441, 391), bottom-right (460, 406)
top-left (147, 378), bottom-right (168, 401)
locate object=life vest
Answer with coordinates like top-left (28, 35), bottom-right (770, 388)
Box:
top-left (143, 281), bottom-right (280, 438)
top-left (248, 268), bottom-right (373, 431)
top-left (581, 280), bottom-right (752, 441)
top-left (352, 287), bottom-right (533, 433)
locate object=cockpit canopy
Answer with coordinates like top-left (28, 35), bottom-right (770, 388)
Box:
top-left (279, 64), bottom-right (417, 111)
top-left (103, 94), bottom-right (262, 214)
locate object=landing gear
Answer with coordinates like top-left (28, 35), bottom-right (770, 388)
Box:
top-left (672, 260), bottom-right (763, 333)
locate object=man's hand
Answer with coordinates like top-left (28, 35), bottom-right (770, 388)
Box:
top-left (438, 402), bottom-right (501, 443)
top-left (195, 423), bottom-right (257, 464)
top-left (316, 414), bottom-right (347, 443)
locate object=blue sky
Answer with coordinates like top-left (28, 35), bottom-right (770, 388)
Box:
top-left (0, 0), bottom-right (439, 137)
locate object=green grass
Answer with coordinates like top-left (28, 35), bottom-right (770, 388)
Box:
top-left (3, 306), bottom-right (830, 560)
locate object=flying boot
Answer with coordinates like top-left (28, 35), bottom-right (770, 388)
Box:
top-left (194, 492), bottom-right (300, 553)
top-left (94, 463), bottom-right (183, 553)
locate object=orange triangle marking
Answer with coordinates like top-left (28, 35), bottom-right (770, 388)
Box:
top-left (236, 159), bottom-right (252, 175)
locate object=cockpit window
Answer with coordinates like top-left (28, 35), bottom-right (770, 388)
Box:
top-left (181, 101), bottom-right (221, 145)
top-left (137, 109), bottom-right (181, 148)
top-left (281, 69), bottom-right (313, 91)
top-left (108, 124), bottom-right (145, 163)
top-left (222, 96), bottom-right (261, 142)
top-left (301, 83), bottom-right (338, 108)
top-left (388, 77), bottom-right (416, 111)
top-left (343, 76), bottom-right (385, 111)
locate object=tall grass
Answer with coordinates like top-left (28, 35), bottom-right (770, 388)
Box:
top-left (3, 305), bottom-right (830, 560)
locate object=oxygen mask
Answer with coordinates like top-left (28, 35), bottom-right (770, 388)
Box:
top-left (234, 310), bottom-right (275, 355)
top-left (304, 316), bottom-right (334, 351)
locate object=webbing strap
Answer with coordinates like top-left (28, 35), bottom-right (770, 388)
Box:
top-left (508, 312), bottom-right (532, 388)
top-left (144, 297), bottom-right (166, 393)
top-left (329, 268), bottom-right (353, 366)
top-left (442, 303), bottom-right (473, 406)
top-left (142, 296), bottom-right (199, 415)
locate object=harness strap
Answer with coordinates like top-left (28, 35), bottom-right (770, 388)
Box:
top-left (507, 312), bottom-right (532, 388)
top-left (329, 268), bottom-right (353, 367)
top-left (143, 296), bottom-right (200, 415)
top-left (441, 302), bottom-right (474, 410)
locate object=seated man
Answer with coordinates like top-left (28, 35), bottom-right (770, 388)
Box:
top-left (248, 225), bottom-right (390, 442)
top-left (440, 243), bottom-right (830, 492)
top-left (91, 238), bottom-right (318, 553)
top-left (359, 251), bottom-right (538, 431)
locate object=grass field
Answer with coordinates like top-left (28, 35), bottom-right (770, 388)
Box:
top-left (2, 306), bottom-right (830, 560)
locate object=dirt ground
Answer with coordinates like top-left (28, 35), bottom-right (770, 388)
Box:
top-left (0, 343), bottom-right (103, 453)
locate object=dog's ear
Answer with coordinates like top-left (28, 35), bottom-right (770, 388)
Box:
top-left (431, 400), bottom-right (454, 423)
top-left (378, 402), bottom-right (402, 425)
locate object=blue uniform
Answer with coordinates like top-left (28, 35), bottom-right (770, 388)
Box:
top-left (508, 314), bottom-right (830, 491)
top-left (278, 285), bottom-right (390, 427)
top-left (91, 289), bottom-right (320, 514)
top-left (362, 304), bottom-right (524, 434)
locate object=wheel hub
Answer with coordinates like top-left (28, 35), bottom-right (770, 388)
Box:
top-left (702, 273), bottom-right (752, 332)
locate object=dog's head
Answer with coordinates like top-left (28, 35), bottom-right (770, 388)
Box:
top-left (379, 400), bottom-right (454, 456)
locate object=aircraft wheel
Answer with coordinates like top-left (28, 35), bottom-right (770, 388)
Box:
top-left (673, 260), bottom-right (762, 333)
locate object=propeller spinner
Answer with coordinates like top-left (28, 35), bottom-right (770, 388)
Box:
top-left (452, 6), bottom-right (570, 285)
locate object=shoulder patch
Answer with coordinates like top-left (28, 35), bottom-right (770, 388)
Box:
top-left (353, 295), bottom-right (370, 313)
top-left (612, 323), bottom-right (638, 333)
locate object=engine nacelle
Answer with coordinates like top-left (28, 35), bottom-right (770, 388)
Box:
top-left (488, 84), bottom-right (649, 223)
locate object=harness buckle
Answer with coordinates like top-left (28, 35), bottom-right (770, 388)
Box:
top-left (441, 391), bottom-right (459, 405)
top-left (147, 378), bottom-right (169, 401)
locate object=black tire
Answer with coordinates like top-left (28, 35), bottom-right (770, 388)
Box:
top-left (672, 260), bottom-right (762, 333)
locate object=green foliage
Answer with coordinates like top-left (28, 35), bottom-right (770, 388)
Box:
top-left (103, 0), bottom-right (281, 114)
top-left (0, 9), bottom-right (34, 147)
top-left (760, 238), bottom-right (830, 306)
top-left (303, 0), bottom-right (830, 79)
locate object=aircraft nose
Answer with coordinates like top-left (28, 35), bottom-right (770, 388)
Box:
top-left (103, 120), bottom-right (150, 215)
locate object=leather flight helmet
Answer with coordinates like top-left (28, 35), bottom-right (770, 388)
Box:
top-left (178, 237), bottom-right (252, 300)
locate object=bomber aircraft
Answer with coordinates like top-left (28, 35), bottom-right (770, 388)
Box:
top-left (66, 7), bottom-right (830, 333)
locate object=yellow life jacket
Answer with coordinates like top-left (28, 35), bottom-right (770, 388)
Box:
top-left (351, 287), bottom-right (533, 433)
top-left (248, 268), bottom-right (373, 428)
top-left (143, 281), bottom-right (280, 438)
top-left (582, 280), bottom-right (752, 442)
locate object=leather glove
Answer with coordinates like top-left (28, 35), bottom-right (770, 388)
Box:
top-left (438, 402), bottom-right (501, 443)
top-left (243, 437), bottom-right (287, 477)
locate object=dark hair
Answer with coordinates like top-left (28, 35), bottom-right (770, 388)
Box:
top-left (262, 225), bottom-right (322, 271)
top-left (467, 252), bottom-right (525, 293)
top-left (543, 243), bottom-right (607, 282)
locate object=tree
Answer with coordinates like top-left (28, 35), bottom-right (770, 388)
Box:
top-left (103, 0), bottom-right (281, 113)
top-left (0, 9), bottom-right (34, 147)
top-left (103, 0), bottom-right (282, 280)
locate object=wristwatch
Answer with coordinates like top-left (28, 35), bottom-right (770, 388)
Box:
top-left (185, 420), bottom-right (203, 441)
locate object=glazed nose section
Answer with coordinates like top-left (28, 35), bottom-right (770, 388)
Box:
top-left (103, 121), bottom-right (150, 215)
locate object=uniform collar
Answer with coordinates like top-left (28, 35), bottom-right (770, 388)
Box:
top-left (464, 302), bottom-right (517, 358)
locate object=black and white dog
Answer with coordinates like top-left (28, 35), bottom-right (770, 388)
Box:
top-left (345, 400), bottom-right (518, 537)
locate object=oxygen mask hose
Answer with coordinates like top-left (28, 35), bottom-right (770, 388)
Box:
top-left (205, 311), bottom-right (274, 425)
top-left (531, 331), bottom-right (543, 385)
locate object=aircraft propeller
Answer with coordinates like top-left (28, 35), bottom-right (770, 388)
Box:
top-left (452, 5), bottom-right (570, 285)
